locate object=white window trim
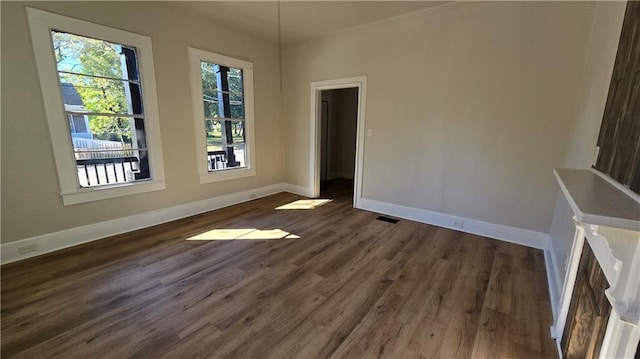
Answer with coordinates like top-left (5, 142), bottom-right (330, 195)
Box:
top-left (188, 47), bottom-right (256, 184)
top-left (27, 7), bottom-right (166, 205)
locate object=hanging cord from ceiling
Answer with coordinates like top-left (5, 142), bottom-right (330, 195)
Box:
top-left (277, 0), bottom-right (284, 114)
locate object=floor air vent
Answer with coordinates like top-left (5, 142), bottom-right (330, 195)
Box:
top-left (376, 216), bottom-right (399, 224)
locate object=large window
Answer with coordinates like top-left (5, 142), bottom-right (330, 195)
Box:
top-left (188, 47), bottom-right (255, 183)
top-left (27, 8), bottom-right (165, 205)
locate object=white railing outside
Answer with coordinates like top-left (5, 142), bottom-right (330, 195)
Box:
top-left (72, 137), bottom-right (134, 159)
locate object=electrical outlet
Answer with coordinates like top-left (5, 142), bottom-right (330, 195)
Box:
top-left (18, 244), bottom-right (38, 254)
top-left (453, 221), bottom-right (464, 229)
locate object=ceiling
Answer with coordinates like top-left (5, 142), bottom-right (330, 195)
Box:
top-left (174, 1), bottom-right (448, 45)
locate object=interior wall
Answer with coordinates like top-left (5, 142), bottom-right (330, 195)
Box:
top-left (283, 1), bottom-right (597, 235)
top-left (1, 1), bottom-right (284, 244)
top-left (548, 1), bottom-right (627, 292)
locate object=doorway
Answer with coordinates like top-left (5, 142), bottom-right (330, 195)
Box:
top-left (319, 88), bottom-right (359, 199)
top-left (309, 77), bottom-right (367, 207)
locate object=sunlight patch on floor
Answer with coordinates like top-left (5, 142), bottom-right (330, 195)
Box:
top-left (275, 199), bottom-right (332, 210)
top-left (187, 228), bottom-right (300, 241)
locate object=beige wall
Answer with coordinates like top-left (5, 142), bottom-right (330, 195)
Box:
top-left (562, 2), bottom-right (627, 170)
top-left (1, 1), bottom-right (285, 243)
top-left (548, 1), bottom-right (626, 290)
top-left (1, 1), bottom-right (625, 248)
top-left (283, 1), bottom-right (597, 234)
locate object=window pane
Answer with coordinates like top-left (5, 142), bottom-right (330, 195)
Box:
top-left (207, 149), bottom-right (227, 171)
top-left (52, 31), bottom-right (133, 80)
top-left (230, 103), bottom-right (244, 119)
top-left (202, 91), bottom-right (242, 119)
top-left (203, 98), bottom-right (220, 118)
top-left (228, 68), bottom-right (243, 94)
top-left (201, 90), bottom-right (242, 103)
top-left (73, 115), bottom-right (139, 148)
top-left (229, 91), bottom-right (243, 103)
top-left (230, 120), bottom-right (245, 144)
top-left (59, 78), bottom-right (142, 115)
top-left (228, 68), bottom-right (244, 119)
top-left (200, 61), bottom-right (244, 120)
top-left (200, 61), bottom-right (218, 91)
top-left (205, 144), bottom-right (247, 172)
top-left (233, 143), bottom-right (247, 168)
top-left (71, 115), bottom-right (149, 187)
top-left (205, 119), bottom-right (223, 150)
top-left (76, 152), bottom-right (147, 188)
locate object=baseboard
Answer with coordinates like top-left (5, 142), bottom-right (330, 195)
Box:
top-left (1, 183), bottom-right (286, 265)
top-left (2, 186), bottom-right (553, 268)
top-left (283, 183), bottom-right (314, 197)
top-left (357, 198), bottom-right (549, 250)
top-left (328, 171), bottom-right (354, 180)
top-left (545, 248), bottom-right (561, 320)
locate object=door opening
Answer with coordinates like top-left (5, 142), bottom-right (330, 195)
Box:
top-left (310, 76), bottom-right (367, 208)
top-left (319, 88), bottom-right (358, 200)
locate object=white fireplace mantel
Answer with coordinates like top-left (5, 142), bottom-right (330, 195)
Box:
top-left (552, 168), bottom-right (640, 358)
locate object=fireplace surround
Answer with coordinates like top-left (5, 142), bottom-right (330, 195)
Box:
top-left (551, 168), bottom-right (640, 358)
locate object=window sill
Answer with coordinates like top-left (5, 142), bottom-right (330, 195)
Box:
top-left (62, 179), bottom-right (166, 206)
top-left (199, 167), bottom-right (256, 184)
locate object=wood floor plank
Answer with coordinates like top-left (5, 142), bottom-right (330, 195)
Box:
top-left (1, 179), bottom-right (557, 358)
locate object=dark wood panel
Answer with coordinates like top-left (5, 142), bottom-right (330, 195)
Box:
top-left (1, 180), bottom-right (557, 358)
top-left (626, 70), bottom-right (640, 192)
top-left (596, 76), bottom-right (631, 172)
top-left (611, 1), bottom-right (640, 80)
top-left (595, 0), bottom-right (640, 194)
top-left (561, 242), bottom-right (611, 359)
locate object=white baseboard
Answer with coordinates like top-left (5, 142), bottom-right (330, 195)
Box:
top-left (2, 186), bottom-right (554, 270)
top-left (545, 248), bottom-right (561, 320)
top-left (357, 198), bottom-right (549, 250)
top-left (283, 183), bottom-right (314, 197)
top-left (1, 183), bottom-right (286, 265)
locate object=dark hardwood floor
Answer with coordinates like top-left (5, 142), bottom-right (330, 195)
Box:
top-left (1, 180), bottom-right (557, 358)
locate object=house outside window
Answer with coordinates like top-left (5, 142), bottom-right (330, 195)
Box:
top-left (27, 8), bottom-right (165, 205)
top-left (188, 47), bottom-right (256, 183)
top-left (61, 83), bottom-right (91, 138)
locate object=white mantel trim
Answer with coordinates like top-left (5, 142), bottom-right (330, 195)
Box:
top-left (591, 168), bottom-right (640, 204)
top-left (554, 170), bottom-right (640, 231)
top-left (554, 168), bottom-right (640, 358)
top-left (551, 223), bottom-right (586, 341)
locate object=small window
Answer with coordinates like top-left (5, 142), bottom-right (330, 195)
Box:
top-left (189, 47), bottom-right (255, 183)
top-left (27, 8), bottom-right (165, 205)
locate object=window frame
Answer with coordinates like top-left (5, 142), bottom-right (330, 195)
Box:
top-left (27, 7), bottom-right (166, 205)
top-left (188, 47), bottom-right (256, 184)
